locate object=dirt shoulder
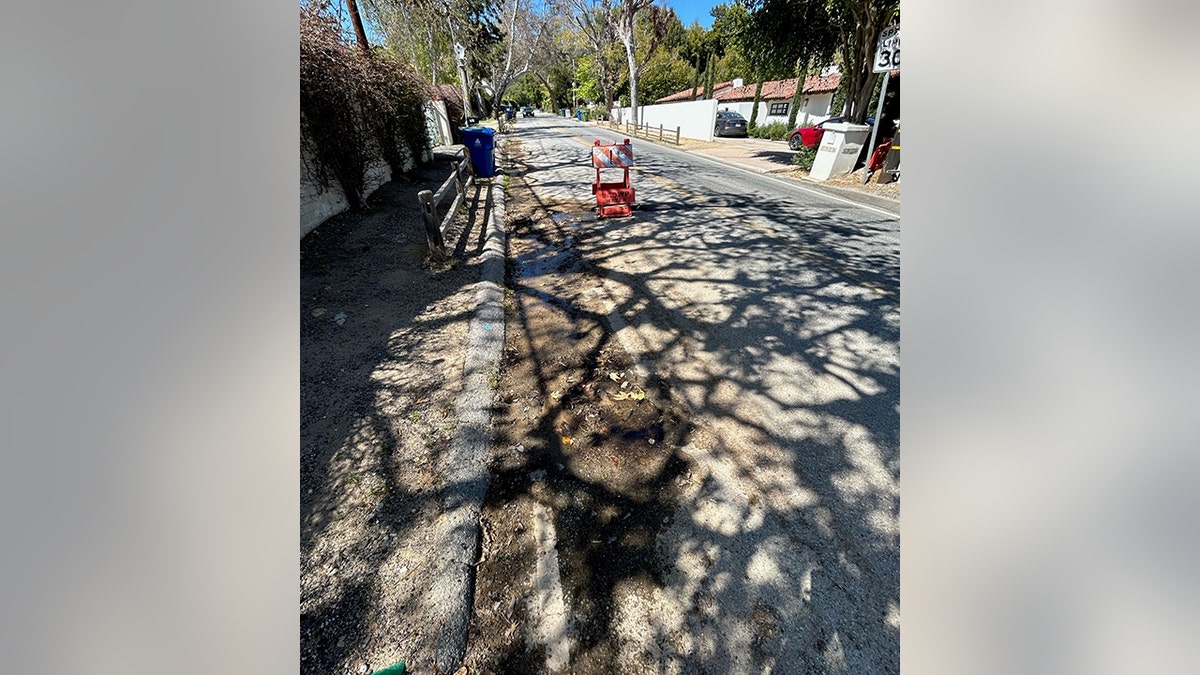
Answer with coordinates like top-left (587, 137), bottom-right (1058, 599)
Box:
top-left (300, 157), bottom-right (497, 675)
top-left (460, 138), bottom-right (698, 673)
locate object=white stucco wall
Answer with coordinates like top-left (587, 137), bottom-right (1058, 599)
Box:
top-left (425, 100), bottom-right (452, 148)
top-left (717, 93), bottom-right (836, 130)
top-left (301, 141), bottom-right (348, 238)
top-left (800, 93), bottom-right (834, 124)
top-left (612, 98), bottom-right (719, 142)
top-left (300, 139), bottom-right (397, 238)
top-left (717, 101), bottom-right (756, 121)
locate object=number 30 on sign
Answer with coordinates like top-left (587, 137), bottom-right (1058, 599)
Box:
top-left (874, 25), bottom-right (899, 72)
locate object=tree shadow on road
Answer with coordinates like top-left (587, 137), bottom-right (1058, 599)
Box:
top-left (469, 130), bottom-right (899, 674)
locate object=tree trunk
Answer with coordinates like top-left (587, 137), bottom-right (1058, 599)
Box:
top-left (704, 59), bottom-right (715, 100)
top-left (459, 70), bottom-right (474, 117)
top-left (787, 60), bottom-right (808, 129)
top-left (345, 0), bottom-right (371, 54)
top-left (426, 24), bottom-right (437, 86)
top-left (748, 76), bottom-right (764, 129)
top-left (840, 4), bottom-right (898, 124)
top-left (600, 62), bottom-right (616, 118)
top-left (624, 38), bottom-right (643, 124)
top-left (535, 72), bottom-right (559, 112)
top-left (690, 55), bottom-right (704, 101)
top-left (850, 71), bottom-right (878, 123)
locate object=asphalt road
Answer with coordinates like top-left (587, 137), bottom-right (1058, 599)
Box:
top-left (509, 114), bottom-right (899, 674)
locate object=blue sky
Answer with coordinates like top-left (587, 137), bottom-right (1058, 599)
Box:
top-left (334, 0), bottom-right (721, 41)
top-left (666, 0), bottom-right (719, 29)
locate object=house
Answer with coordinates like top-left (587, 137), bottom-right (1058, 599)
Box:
top-left (713, 72), bottom-right (841, 128)
top-left (654, 78), bottom-right (743, 104)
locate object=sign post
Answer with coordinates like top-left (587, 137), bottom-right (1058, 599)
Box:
top-left (863, 25), bottom-right (899, 183)
top-left (454, 42), bottom-right (473, 117)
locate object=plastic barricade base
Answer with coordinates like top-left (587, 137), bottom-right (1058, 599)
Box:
top-left (592, 139), bottom-right (636, 218)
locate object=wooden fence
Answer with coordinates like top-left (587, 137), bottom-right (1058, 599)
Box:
top-left (417, 147), bottom-right (474, 258)
top-left (607, 120), bottom-right (681, 145)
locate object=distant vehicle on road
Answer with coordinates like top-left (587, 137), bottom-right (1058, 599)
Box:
top-left (787, 116), bottom-right (874, 150)
top-left (521, 106), bottom-right (535, 117)
top-left (714, 111), bottom-right (748, 137)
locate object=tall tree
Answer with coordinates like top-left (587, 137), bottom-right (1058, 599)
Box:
top-left (638, 49), bottom-right (694, 103)
top-left (678, 20), bottom-right (721, 100)
top-left (361, 0), bottom-right (502, 115)
top-left (827, 0), bottom-right (899, 123)
top-left (562, 0), bottom-right (624, 116)
top-left (609, 0), bottom-right (674, 124)
top-left (748, 0), bottom-right (839, 128)
top-left (485, 0), bottom-right (553, 113)
top-left (711, 2), bottom-right (775, 126)
top-left (708, 2), bottom-right (744, 92)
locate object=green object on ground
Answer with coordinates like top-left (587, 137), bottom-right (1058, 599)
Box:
top-left (370, 662), bottom-right (405, 675)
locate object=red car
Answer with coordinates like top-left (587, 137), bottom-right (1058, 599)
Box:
top-left (787, 116), bottom-right (873, 150)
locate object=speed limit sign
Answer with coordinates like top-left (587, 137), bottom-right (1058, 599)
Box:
top-left (874, 25), bottom-right (899, 73)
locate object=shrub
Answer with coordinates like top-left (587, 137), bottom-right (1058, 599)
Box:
top-left (749, 122), bottom-right (792, 141)
top-left (359, 52), bottom-right (432, 180)
top-left (792, 146), bottom-right (819, 171)
top-left (300, 4), bottom-right (431, 208)
top-left (300, 7), bottom-right (369, 207)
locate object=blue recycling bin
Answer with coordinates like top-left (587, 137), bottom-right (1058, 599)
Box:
top-left (459, 126), bottom-right (496, 178)
top-left (576, 108), bottom-right (584, 121)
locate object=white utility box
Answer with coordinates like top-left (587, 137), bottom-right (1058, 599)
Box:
top-left (808, 122), bottom-right (871, 181)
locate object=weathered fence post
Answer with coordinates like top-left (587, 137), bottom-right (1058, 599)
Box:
top-left (658, 124), bottom-right (663, 141)
top-left (675, 126), bottom-right (681, 145)
top-left (452, 157), bottom-right (465, 197)
top-left (460, 148), bottom-right (474, 177)
top-left (417, 190), bottom-right (446, 254)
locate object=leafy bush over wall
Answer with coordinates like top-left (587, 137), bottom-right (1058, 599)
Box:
top-left (792, 146), bottom-right (819, 171)
top-left (749, 122), bottom-right (792, 141)
top-left (300, 5), bottom-right (430, 209)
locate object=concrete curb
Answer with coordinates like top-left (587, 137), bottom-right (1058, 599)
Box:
top-left (793, 175), bottom-right (900, 214)
top-left (433, 161), bottom-right (507, 671)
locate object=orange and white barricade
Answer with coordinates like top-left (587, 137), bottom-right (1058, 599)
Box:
top-left (591, 139), bottom-right (635, 218)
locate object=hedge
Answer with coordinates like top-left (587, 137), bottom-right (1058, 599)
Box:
top-left (300, 5), bottom-right (431, 208)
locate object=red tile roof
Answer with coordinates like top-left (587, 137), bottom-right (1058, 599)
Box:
top-left (655, 80), bottom-right (737, 103)
top-left (714, 73), bottom-right (841, 102)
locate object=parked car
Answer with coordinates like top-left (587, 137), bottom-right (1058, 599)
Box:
top-left (521, 106), bottom-right (535, 117)
top-left (787, 116), bottom-right (874, 150)
top-left (714, 111), bottom-right (748, 137)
